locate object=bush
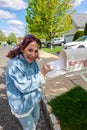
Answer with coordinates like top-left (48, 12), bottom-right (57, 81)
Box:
top-left (84, 22), bottom-right (87, 35)
top-left (73, 30), bottom-right (84, 41)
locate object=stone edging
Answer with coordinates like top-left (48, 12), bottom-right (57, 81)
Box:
top-left (42, 95), bottom-right (61, 130)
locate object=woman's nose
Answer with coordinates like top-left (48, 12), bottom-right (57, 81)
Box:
top-left (31, 51), bottom-right (36, 57)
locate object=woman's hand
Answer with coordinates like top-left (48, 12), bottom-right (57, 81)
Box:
top-left (41, 64), bottom-right (52, 76)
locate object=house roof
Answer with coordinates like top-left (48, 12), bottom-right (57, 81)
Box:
top-left (71, 14), bottom-right (87, 28)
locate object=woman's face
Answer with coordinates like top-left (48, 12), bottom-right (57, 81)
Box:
top-left (22, 41), bottom-right (40, 63)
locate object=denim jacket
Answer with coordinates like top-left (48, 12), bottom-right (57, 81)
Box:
top-left (6, 55), bottom-right (43, 116)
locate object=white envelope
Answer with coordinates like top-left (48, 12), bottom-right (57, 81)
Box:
top-left (46, 58), bottom-right (66, 78)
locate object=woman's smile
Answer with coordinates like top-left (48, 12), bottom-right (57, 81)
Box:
top-left (22, 41), bottom-right (39, 63)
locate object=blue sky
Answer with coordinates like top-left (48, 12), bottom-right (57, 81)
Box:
top-left (0, 0), bottom-right (87, 37)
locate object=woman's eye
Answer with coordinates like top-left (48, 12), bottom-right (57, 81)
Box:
top-left (28, 49), bottom-right (33, 52)
top-left (28, 49), bottom-right (38, 53)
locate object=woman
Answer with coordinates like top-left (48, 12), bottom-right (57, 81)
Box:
top-left (6, 34), bottom-right (51, 130)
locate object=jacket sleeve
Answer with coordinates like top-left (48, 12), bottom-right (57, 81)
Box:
top-left (7, 63), bottom-right (42, 93)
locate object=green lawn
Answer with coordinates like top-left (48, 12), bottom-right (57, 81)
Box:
top-left (48, 86), bottom-right (87, 130)
top-left (41, 44), bottom-right (63, 54)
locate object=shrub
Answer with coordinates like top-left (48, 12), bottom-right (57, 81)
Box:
top-left (73, 30), bottom-right (84, 41)
top-left (84, 22), bottom-right (87, 35)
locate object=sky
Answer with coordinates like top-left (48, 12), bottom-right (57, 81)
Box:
top-left (0, 0), bottom-right (87, 38)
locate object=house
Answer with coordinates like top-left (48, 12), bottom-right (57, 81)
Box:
top-left (65, 14), bottom-right (87, 42)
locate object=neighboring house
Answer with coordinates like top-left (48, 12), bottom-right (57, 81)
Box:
top-left (65, 14), bottom-right (87, 42)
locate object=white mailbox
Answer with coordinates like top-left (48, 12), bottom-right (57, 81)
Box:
top-left (46, 48), bottom-right (87, 80)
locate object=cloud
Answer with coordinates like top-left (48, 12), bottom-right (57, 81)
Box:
top-left (74, 0), bottom-right (84, 7)
top-left (0, 10), bottom-right (16, 19)
top-left (0, 0), bottom-right (27, 10)
top-left (0, 0), bottom-right (27, 37)
top-left (5, 20), bottom-right (25, 37)
top-left (3, 26), bottom-right (24, 37)
top-left (7, 20), bottom-right (24, 29)
top-left (8, 26), bottom-right (24, 36)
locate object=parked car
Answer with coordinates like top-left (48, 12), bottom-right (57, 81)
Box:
top-left (51, 37), bottom-right (66, 47)
top-left (63, 35), bottom-right (87, 49)
top-left (42, 37), bottom-right (66, 48)
top-left (42, 40), bottom-right (50, 47)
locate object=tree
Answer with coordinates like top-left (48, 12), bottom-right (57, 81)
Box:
top-left (0, 30), bottom-right (7, 42)
top-left (25, 0), bottom-right (75, 41)
top-left (84, 22), bottom-right (87, 35)
top-left (17, 36), bottom-right (23, 44)
top-left (7, 33), bottom-right (17, 44)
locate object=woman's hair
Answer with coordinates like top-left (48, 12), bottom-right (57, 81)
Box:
top-left (7, 34), bottom-right (41, 59)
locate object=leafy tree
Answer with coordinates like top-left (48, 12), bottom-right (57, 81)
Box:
top-left (84, 22), bottom-right (87, 35)
top-left (0, 30), bottom-right (7, 42)
top-left (7, 33), bottom-right (17, 44)
top-left (17, 36), bottom-right (23, 44)
top-left (25, 0), bottom-right (75, 41)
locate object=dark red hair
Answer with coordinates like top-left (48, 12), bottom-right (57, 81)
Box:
top-left (7, 34), bottom-right (41, 59)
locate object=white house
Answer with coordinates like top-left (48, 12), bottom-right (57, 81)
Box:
top-left (65, 14), bottom-right (87, 42)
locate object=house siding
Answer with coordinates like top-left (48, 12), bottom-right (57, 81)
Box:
top-left (64, 14), bottom-right (87, 42)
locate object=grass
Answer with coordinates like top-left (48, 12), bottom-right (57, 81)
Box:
top-left (48, 86), bottom-right (87, 130)
top-left (41, 44), bottom-right (63, 54)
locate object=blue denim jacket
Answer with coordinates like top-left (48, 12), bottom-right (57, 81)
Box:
top-left (6, 55), bottom-right (43, 115)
